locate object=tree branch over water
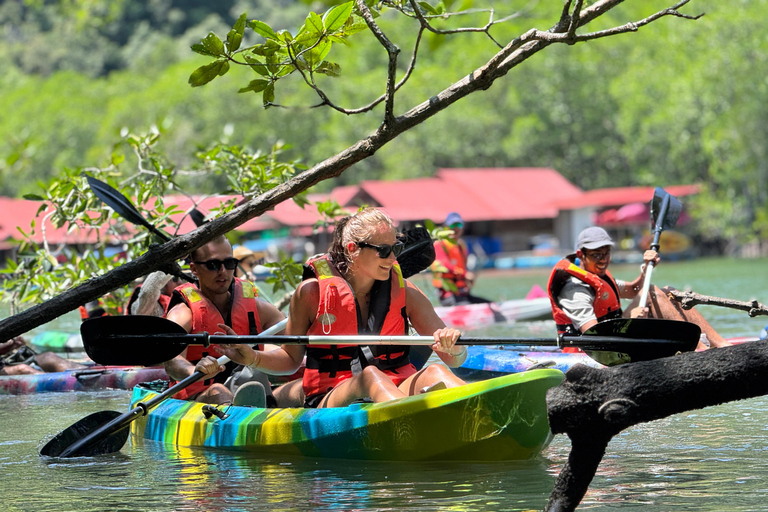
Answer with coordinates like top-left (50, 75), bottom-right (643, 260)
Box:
top-left (545, 342), bottom-right (768, 511)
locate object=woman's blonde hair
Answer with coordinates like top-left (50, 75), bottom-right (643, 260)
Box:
top-left (328, 207), bottom-right (397, 275)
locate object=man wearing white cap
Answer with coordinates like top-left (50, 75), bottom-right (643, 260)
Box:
top-left (547, 226), bottom-right (729, 348)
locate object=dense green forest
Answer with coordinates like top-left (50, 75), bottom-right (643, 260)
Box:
top-left (0, 0), bottom-right (766, 245)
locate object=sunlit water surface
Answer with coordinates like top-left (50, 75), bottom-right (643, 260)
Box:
top-left (2, 257), bottom-right (768, 511)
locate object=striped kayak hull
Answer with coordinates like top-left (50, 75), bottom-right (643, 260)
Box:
top-left (435, 298), bottom-right (551, 330)
top-left (130, 369), bottom-right (564, 461)
top-left (0, 366), bottom-right (168, 395)
top-left (455, 346), bottom-right (602, 381)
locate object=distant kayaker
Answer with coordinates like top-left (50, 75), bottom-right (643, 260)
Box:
top-left (224, 207), bottom-right (467, 408)
top-left (163, 235), bottom-right (286, 405)
top-left (0, 336), bottom-right (87, 375)
top-left (431, 212), bottom-right (491, 306)
top-left (547, 226), bottom-right (730, 349)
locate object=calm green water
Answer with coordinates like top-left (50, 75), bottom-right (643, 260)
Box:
top-left (2, 257), bottom-right (768, 511)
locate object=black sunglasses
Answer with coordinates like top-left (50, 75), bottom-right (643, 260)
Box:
top-left (357, 241), bottom-right (405, 259)
top-left (193, 257), bottom-right (239, 271)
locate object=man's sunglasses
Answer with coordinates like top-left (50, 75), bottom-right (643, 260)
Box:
top-left (193, 257), bottom-right (240, 271)
top-left (357, 241), bottom-right (405, 259)
top-left (582, 249), bottom-right (611, 261)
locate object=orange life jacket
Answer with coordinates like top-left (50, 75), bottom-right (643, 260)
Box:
top-left (431, 239), bottom-right (470, 297)
top-left (167, 278), bottom-right (262, 399)
top-left (302, 254), bottom-right (413, 401)
top-left (125, 285), bottom-right (172, 316)
top-left (547, 257), bottom-right (623, 341)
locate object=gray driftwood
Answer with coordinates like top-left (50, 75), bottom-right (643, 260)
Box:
top-left (668, 289), bottom-right (768, 317)
top-left (544, 340), bottom-right (768, 511)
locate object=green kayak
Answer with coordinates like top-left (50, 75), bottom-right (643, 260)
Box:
top-left (130, 369), bottom-right (564, 461)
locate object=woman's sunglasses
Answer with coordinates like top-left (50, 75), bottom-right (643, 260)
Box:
top-left (357, 241), bottom-right (405, 259)
top-left (193, 257), bottom-right (240, 271)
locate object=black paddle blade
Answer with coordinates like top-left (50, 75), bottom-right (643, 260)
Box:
top-left (40, 411), bottom-right (128, 457)
top-left (189, 208), bottom-right (208, 227)
top-left (86, 174), bottom-right (171, 242)
top-left (81, 316), bottom-right (189, 365)
top-left (584, 317), bottom-right (700, 365)
top-left (651, 187), bottom-right (683, 230)
top-left (398, 226), bottom-right (435, 279)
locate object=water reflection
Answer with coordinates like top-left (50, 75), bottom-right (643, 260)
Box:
top-left (126, 439), bottom-right (556, 511)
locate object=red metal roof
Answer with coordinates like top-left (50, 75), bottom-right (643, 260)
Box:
top-left (352, 168), bottom-right (584, 223)
top-left (553, 185), bottom-right (701, 210)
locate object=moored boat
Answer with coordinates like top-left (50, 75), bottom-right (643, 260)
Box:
top-left (30, 330), bottom-right (84, 353)
top-left (129, 369), bottom-right (564, 461)
top-left (0, 366), bottom-right (168, 395)
top-left (435, 297), bottom-right (551, 329)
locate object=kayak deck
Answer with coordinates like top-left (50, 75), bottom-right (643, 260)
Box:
top-left (456, 345), bottom-right (603, 381)
top-left (130, 369), bottom-right (564, 461)
top-left (0, 366), bottom-right (168, 395)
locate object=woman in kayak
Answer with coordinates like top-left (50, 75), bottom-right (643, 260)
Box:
top-left (218, 207), bottom-right (467, 408)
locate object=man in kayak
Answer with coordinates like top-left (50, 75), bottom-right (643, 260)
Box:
top-left (220, 207), bottom-right (468, 408)
top-left (0, 336), bottom-right (87, 375)
top-left (163, 235), bottom-right (286, 405)
top-left (430, 212), bottom-right (492, 306)
top-left (547, 226), bottom-right (730, 349)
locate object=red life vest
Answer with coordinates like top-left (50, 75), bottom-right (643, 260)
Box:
top-left (547, 257), bottom-right (623, 342)
top-left (168, 278), bottom-right (263, 399)
top-left (302, 254), bottom-right (413, 401)
top-left (125, 285), bottom-right (172, 316)
top-left (431, 239), bottom-right (470, 298)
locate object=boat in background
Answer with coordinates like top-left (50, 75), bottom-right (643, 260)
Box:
top-left (30, 331), bottom-right (83, 353)
top-left (0, 366), bottom-right (168, 395)
top-left (130, 369), bottom-right (564, 461)
top-left (435, 296), bottom-right (551, 329)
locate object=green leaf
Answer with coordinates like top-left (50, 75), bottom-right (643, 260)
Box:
top-left (263, 83), bottom-right (275, 106)
top-left (306, 12), bottom-right (324, 35)
top-left (315, 61), bottom-right (341, 77)
top-left (324, 1), bottom-right (354, 33)
top-left (218, 60), bottom-right (230, 77)
top-left (245, 55), bottom-right (270, 76)
top-left (306, 39), bottom-right (332, 70)
top-left (188, 61), bottom-right (226, 87)
top-left (190, 43), bottom-right (218, 57)
top-left (249, 20), bottom-right (279, 41)
top-left (226, 29), bottom-right (243, 53)
top-left (238, 79), bottom-right (270, 94)
top-left (418, 1), bottom-right (440, 15)
top-left (201, 33), bottom-right (226, 56)
top-left (22, 194), bottom-right (45, 200)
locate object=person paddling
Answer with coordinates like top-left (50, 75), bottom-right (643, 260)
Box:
top-left (163, 235), bottom-right (286, 405)
top-left (547, 226), bottom-right (730, 350)
top-left (224, 207), bottom-right (468, 408)
top-left (430, 212), bottom-right (492, 306)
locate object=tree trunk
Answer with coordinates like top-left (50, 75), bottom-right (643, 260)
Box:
top-left (545, 340), bottom-right (768, 510)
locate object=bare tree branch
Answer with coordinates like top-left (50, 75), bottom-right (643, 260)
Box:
top-left (668, 289), bottom-right (768, 317)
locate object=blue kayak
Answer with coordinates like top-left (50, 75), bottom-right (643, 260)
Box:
top-left (455, 345), bottom-right (603, 381)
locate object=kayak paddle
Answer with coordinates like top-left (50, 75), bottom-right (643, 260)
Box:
top-left (39, 317), bottom-right (288, 458)
top-left (79, 315), bottom-right (701, 367)
top-left (638, 187), bottom-right (683, 309)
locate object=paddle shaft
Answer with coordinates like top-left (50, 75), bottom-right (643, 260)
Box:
top-left (638, 193), bottom-right (671, 309)
top-left (94, 332), bottom-right (689, 352)
top-left (56, 318), bottom-right (287, 458)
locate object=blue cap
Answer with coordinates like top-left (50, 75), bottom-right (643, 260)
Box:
top-left (444, 212), bottom-right (463, 226)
